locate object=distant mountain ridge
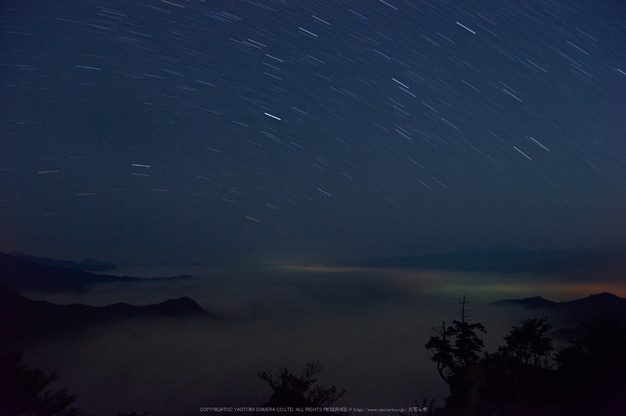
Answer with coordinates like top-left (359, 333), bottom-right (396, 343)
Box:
top-left (0, 252), bottom-right (192, 293)
top-left (492, 295), bottom-right (557, 308)
top-left (492, 293), bottom-right (626, 339)
top-left (0, 282), bottom-right (215, 351)
top-left (8, 252), bottom-right (118, 272)
top-left (492, 292), bottom-right (626, 313)
top-left (364, 244), bottom-right (626, 279)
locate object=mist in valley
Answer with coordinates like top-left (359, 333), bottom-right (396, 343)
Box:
top-left (15, 266), bottom-right (606, 416)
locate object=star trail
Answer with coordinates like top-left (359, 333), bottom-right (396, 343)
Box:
top-left (1, 0), bottom-right (624, 266)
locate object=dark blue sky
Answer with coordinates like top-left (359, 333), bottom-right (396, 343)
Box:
top-left (1, 0), bottom-right (625, 267)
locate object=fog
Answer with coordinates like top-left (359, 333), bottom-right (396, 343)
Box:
top-left (19, 266), bottom-right (622, 415)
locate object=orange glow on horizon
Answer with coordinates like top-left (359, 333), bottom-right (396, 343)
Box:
top-left (267, 265), bottom-right (626, 302)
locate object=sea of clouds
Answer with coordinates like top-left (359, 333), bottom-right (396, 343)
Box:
top-left (20, 266), bottom-right (615, 415)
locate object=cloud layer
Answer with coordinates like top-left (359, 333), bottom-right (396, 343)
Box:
top-left (20, 267), bottom-right (621, 415)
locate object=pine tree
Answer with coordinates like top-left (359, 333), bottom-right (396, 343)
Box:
top-left (425, 296), bottom-right (486, 384)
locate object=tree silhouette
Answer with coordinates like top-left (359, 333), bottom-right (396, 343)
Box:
top-left (500, 317), bottom-right (553, 368)
top-left (0, 352), bottom-right (150, 416)
top-left (0, 352), bottom-right (85, 416)
top-left (257, 361), bottom-right (345, 408)
top-left (424, 320), bottom-right (456, 383)
top-left (449, 296), bottom-right (486, 368)
top-left (425, 310), bottom-right (561, 415)
top-left (425, 304), bottom-right (626, 415)
top-left (555, 317), bottom-right (626, 415)
top-left (425, 296), bottom-right (486, 384)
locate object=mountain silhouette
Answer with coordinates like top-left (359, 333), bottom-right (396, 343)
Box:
top-left (0, 252), bottom-right (191, 293)
top-left (492, 293), bottom-right (626, 339)
top-left (364, 244), bottom-right (626, 280)
top-left (492, 293), bottom-right (626, 315)
top-left (0, 282), bottom-right (216, 351)
top-left (491, 295), bottom-right (557, 308)
top-left (8, 252), bottom-right (118, 272)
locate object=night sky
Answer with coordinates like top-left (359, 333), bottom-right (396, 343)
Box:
top-left (1, 0), bottom-right (625, 267)
top-left (2, 1), bottom-right (626, 413)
